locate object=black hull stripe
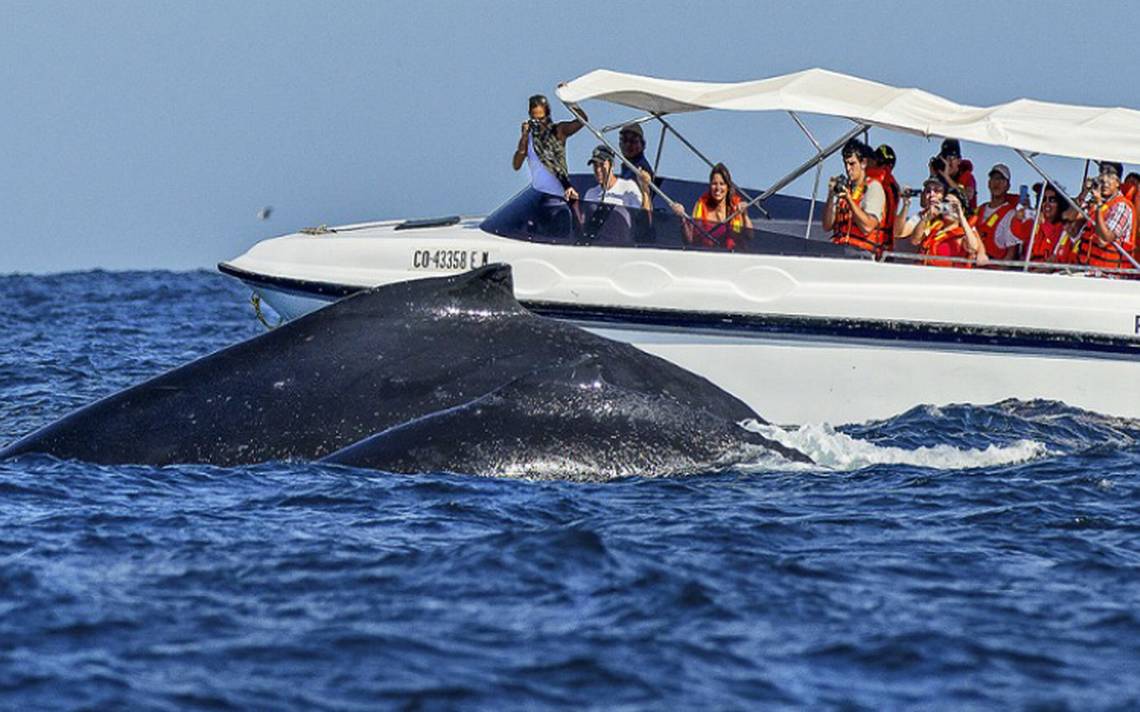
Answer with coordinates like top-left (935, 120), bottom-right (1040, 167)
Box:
top-left (217, 263), bottom-right (1140, 359)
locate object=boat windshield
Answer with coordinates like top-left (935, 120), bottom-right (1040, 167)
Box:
top-left (480, 174), bottom-right (858, 258)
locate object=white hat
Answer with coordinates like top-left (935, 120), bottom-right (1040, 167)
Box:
top-left (989, 164), bottom-right (1011, 182)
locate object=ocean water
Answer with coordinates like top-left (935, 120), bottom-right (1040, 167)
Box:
top-left (1, 270), bottom-right (1138, 710)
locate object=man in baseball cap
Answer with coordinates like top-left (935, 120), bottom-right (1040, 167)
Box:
top-left (617, 123), bottom-right (654, 181)
top-left (973, 163), bottom-right (1021, 261)
top-left (930, 137), bottom-right (977, 212)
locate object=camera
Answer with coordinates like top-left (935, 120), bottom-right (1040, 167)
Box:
top-left (831, 174), bottom-right (851, 194)
top-left (527, 118), bottom-right (544, 132)
top-left (901, 187), bottom-right (922, 198)
top-left (934, 200), bottom-right (957, 217)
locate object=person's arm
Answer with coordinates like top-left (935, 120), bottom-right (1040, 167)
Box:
top-left (1092, 194), bottom-right (1123, 247)
top-left (893, 195), bottom-right (913, 240)
top-left (910, 213), bottom-right (931, 247)
top-left (954, 197), bottom-right (988, 266)
top-left (637, 170), bottom-right (652, 213)
top-left (512, 122), bottom-right (529, 171)
top-left (846, 186), bottom-right (880, 234)
top-left (555, 105), bottom-right (588, 141)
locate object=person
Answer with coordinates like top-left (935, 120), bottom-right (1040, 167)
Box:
top-left (581, 146), bottom-right (652, 208)
top-left (867, 144), bottom-right (900, 245)
top-left (930, 138), bottom-right (977, 213)
top-left (822, 139), bottom-right (887, 256)
top-left (512, 94), bottom-right (587, 202)
top-left (972, 164), bottom-right (1022, 262)
top-left (901, 178), bottom-right (989, 268)
top-left (1015, 183), bottom-right (1068, 263)
top-left (671, 162), bottom-right (753, 250)
top-left (1068, 161), bottom-right (1136, 272)
top-left (617, 123), bottom-right (655, 181)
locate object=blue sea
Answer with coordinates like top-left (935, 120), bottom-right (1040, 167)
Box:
top-left (1, 270), bottom-right (1138, 710)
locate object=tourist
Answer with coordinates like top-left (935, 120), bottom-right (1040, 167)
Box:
top-left (512, 94), bottom-right (587, 203)
top-left (671, 162), bottom-right (752, 250)
top-left (823, 139), bottom-right (887, 256)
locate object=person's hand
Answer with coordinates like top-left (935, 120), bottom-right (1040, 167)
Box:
top-left (946, 194), bottom-right (965, 222)
top-left (521, 121), bottom-right (530, 136)
top-left (638, 169), bottom-right (652, 188)
top-left (564, 186), bottom-right (578, 202)
top-left (670, 202), bottom-right (685, 217)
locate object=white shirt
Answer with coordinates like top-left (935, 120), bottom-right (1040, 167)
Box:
top-left (859, 180), bottom-right (886, 222)
top-left (526, 135), bottom-right (565, 196)
top-left (583, 177), bottom-right (644, 208)
top-left (976, 201), bottom-right (1021, 249)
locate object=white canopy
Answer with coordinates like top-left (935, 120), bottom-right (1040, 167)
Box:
top-left (556, 68), bottom-right (1140, 165)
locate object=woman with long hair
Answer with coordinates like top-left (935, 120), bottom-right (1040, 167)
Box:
top-left (672, 162), bottom-right (753, 250)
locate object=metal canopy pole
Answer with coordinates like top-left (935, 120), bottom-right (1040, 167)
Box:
top-left (600, 112), bottom-right (662, 134)
top-left (789, 112), bottom-right (824, 240)
top-left (652, 117), bottom-right (667, 174)
top-left (560, 100), bottom-right (717, 245)
top-left (733, 122), bottom-right (870, 219)
top-left (1020, 182), bottom-right (1046, 271)
top-left (653, 114), bottom-right (769, 219)
top-left (1016, 150), bottom-right (1140, 270)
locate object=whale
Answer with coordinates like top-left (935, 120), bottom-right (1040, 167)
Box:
top-left (0, 265), bottom-right (809, 476)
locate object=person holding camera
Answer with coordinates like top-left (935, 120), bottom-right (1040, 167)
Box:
top-left (929, 139), bottom-right (977, 214)
top-left (823, 139), bottom-right (888, 256)
top-left (972, 164), bottom-right (1023, 262)
top-left (902, 178), bottom-right (989, 268)
top-left (512, 94), bottom-right (587, 202)
top-left (1067, 161), bottom-right (1135, 271)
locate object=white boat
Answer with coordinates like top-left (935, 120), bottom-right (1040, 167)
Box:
top-left (220, 69), bottom-right (1140, 425)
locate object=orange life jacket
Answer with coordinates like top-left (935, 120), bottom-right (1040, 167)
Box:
top-left (866, 166), bottom-right (899, 238)
top-left (972, 194), bottom-right (1020, 259)
top-left (1078, 193), bottom-right (1136, 270)
top-left (831, 177), bottom-right (888, 255)
top-left (692, 192), bottom-right (745, 250)
top-left (921, 218), bottom-right (971, 268)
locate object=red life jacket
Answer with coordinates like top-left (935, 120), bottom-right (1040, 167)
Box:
top-left (956, 161), bottom-right (978, 213)
top-left (921, 218), bottom-right (971, 268)
top-left (1022, 221), bottom-right (1064, 262)
top-left (1078, 193), bottom-right (1135, 270)
top-left (831, 177), bottom-right (888, 255)
top-left (972, 194), bottom-right (1020, 259)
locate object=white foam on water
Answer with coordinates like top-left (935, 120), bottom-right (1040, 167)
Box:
top-left (740, 419), bottom-right (1049, 472)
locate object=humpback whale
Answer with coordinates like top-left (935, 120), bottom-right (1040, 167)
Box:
top-left (1, 266), bottom-right (809, 477)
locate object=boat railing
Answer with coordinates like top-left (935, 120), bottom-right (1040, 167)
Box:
top-left (880, 250), bottom-right (1137, 277)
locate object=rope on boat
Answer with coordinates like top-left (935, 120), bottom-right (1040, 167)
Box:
top-left (250, 293), bottom-right (281, 330)
top-left (299, 225), bottom-right (335, 235)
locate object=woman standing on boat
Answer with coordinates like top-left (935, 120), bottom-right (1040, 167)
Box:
top-left (671, 163), bottom-right (752, 250)
top-left (512, 94), bottom-right (587, 203)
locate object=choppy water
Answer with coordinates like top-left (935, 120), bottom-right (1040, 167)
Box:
top-left (1, 270), bottom-right (1138, 710)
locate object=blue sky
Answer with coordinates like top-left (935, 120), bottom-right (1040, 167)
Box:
top-left (2, 1), bottom-right (1133, 273)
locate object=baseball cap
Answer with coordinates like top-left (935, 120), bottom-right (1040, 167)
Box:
top-left (988, 164), bottom-right (1011, 182)
top-left (874, 144), bottom-right (896, 167)
top-left (587, 145), bottom-right (616, 166)
top-left (939, 138), bottom-right (962, 158)
top-left (922, 176), bottom-right (946, 191)
top-left (619, 123), bottom-right (644, 140)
